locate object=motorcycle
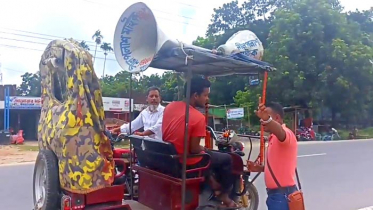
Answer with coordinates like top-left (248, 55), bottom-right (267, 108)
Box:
top-left (296, 126), bottom-right (314, 141)
top-left (198, 127), bottom-right (259, 210)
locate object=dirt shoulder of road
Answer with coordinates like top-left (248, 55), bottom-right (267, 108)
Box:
top-left (0, 141), bottom-right (131, 165)
top-left (0, 142), bottom-right (38, 165)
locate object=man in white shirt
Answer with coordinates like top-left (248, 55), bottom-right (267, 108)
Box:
top-left (111, 87), bottom-right (164, 141)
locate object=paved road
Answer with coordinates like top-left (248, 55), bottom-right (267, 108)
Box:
top-left (1, 139), bottom-right (373, 210)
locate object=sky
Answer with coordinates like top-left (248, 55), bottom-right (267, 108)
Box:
top-left (0, 0), bottom-right (371, 86)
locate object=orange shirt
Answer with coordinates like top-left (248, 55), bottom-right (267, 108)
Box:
top-left (162, 101), bottom-right (206, 165)
top-left (265, 124), bottom-right (297, 189)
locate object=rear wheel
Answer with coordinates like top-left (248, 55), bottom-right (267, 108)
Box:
top-left (238, 182), bottom-right (259, 210)
top-left (33, 150), bottom-right (60, 210)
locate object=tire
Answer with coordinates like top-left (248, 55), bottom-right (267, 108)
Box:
top-left (238, 182), bottom-right (259, 210)
top-left (33, 150), bottom-right (60, 210)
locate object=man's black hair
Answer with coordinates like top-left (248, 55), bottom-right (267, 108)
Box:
top-left (267, 102), bottom-right (284, 119)
top-left (147, 86), bottom-right (161, 96)
top-left (183, 76), bottom-right (211, 97)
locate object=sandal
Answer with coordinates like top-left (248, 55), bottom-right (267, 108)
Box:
top-left (208, 190), bottom-right (222, 201)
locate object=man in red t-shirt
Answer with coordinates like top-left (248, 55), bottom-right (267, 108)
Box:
top-left (163, 77), bottom-right (237, 208)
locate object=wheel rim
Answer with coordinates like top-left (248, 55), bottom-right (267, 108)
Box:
top-left (238, 186), bottom-right (257, 210)
top-left (34, 160), bottom-right (47, 208)
top-left (244, 190), bottom-right (254, 210)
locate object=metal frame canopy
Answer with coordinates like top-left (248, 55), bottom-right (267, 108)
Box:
top-left (118, 42), bottom-right (276, 210)
top-left (146, 45), bottom-right (276, 209)
top-left (113, 2), bottom-right (276, 209)
top-left (149, 46), bottom-right (276, 76)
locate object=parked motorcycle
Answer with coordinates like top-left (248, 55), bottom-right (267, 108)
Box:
top-left (296, 126), bottom-right (314, 141)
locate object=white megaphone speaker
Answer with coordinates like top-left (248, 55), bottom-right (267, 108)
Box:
top-left (113, 2), bottom-right (180, 73)
top-left (216, 30), bottom-right (264, 60)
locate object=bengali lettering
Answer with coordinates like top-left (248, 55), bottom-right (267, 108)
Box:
top-left (235, 38), bottom-right (261, 51)
top-left (120, 11), bottom-right (141, 71)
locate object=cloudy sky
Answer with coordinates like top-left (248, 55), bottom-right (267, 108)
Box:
top-left (0, 0), bottom-right (371, 85)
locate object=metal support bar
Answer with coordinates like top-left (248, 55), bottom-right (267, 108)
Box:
top-left (128, 74), bottom-right (134, 200)
top-left (3, 87), bottom-right (6, 131)
top-left (181, 65), bottom-right (193, 210)
top-left (7, 87), bottom-right (9, 131)
top-left (259, 71), bottom-right (268, 165)
top-left (3, 87), bottom-right (10, 131)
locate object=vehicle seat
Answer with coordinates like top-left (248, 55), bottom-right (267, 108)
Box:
top-left (129, 135), bottom-right (210, 178)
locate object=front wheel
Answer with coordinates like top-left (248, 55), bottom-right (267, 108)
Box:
top-left (33, 150), bottom-right (60, 210)
top-left (238, 182), bottom-right (259, 210)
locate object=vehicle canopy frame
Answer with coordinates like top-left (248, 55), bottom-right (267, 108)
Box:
top-left (146, 44), bottom-right (276, 209)
top-left (113, 2), bottom-right (276, 209)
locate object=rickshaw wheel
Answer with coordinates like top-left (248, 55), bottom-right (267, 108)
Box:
top-left (33, 150), bottom-right (60, 210)
top-left (238, 182), bottom-right (259, 210)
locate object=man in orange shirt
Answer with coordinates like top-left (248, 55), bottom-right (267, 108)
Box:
top-left (162, 77), bottom-right (238, 208)
top-left (255, 100), bottom-right (298, 210)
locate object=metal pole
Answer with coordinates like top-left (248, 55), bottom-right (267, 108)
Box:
top-left (181, 67), bottom-right (192, 210)
top-left (128, 74), bottom-right (134, 200)
top-left (7, 87), bottom-right (9, 131)
top-left (225, 104), bottom-right (229, 129)
top-left (247, 106), bottom-right (251, 128)
top-left (259, 71), bottom-right (268, 164)
top-left (3, 87), bottom-right (5, 131)
top-left (213, 115), bottom-right (216, 131)
top-left (5, 87), bottom-right (9, 131)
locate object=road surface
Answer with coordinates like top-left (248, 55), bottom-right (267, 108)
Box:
top-left (1, 139), bottom-right (373, 210)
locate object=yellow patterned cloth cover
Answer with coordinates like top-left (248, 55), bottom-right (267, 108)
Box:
top-left (38, 39), bottom-right (114, 194)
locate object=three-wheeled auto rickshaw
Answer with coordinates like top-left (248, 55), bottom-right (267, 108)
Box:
top-left (111, 2), bottom-right (275, 210)
top-left (32, 2), bottom-right (274, 210)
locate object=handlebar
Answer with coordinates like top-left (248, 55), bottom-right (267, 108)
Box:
top-left (206, 126), bottom-right (255, 160)
top-left (104, 130), bottom-right (128, 143)
top-left (206, 126), bottom-right (218, 140)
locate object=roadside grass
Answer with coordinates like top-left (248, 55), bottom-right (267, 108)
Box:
top-left (339, 127), bottom-right (373, 139)
top-left (17, 145), bottom-right (39, 152)
top-left (16, 139), bottom-right (130, 152)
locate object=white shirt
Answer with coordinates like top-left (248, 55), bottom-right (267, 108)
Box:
top-left (120, 105), bottom-right (165, 141)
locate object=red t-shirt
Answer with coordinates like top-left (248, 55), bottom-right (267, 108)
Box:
top-left (162, 101), bottom-right (206, 165)
top-left (265, 124), bottom-right (297, 189)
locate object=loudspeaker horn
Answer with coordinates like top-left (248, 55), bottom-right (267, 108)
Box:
top-left (113, 2), bottom-right (181, 73)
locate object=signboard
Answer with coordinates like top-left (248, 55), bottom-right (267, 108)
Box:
top-left (4, 96), bottom-right (135, 112)
top-left (102, 97), bottom-right (134, 112)
top-left (8, 96), bottom-right (41, 109)
top-left (227, 108), bottom-right (244, 119)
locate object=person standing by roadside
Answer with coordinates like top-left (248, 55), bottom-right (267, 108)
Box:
top-left (253, 99), bottom-right (300, 210)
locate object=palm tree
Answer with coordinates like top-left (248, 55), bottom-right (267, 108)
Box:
top-left (79, 40), bottom-right (90, 51)
top-left (100, 42), bottom-right (113, 78)
top-left (92, 30), bottom-right (103, 64)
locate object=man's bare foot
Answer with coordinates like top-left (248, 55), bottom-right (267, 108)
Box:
top-left (218, 193), bottom-right (239, 208)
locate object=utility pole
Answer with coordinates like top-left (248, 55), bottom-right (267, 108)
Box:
top-left (247, 105), bottom-right (251, 128)
top-left (0, 54), bottom-right (3, 85)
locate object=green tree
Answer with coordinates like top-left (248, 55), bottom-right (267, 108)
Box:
top-left (17, 72), bottom-right (41, 97)
top-left (92, 30), bottom-right (103, 63)
top-left (79, 40), bottom-right (90, 51)
top-left (192, 0), bottom-right (276, 106)
top-left (101, 70), bottom-right (132, 97)
top-left (234, 87), bottom-right (261, 124)
top-left (347, 8), bottom-right (373, 35)
top-left (100, 42), bottom-right (113, 77)
top-left (265, 0), bottom-right (373, 124)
